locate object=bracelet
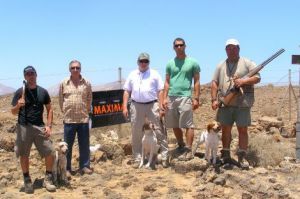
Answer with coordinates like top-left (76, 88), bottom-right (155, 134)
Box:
top-left (47, 125), bottom-right (52, 128)
top-left (211, 98), bottom-right (217, 103)
top-left (194, 98), bottom-right (199, 102)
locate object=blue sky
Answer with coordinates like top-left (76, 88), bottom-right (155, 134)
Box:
top-left (0, 0), bottom-right (299, 89)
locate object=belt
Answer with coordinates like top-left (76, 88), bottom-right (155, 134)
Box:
top-left (132, 100), bottom-right (157, 104)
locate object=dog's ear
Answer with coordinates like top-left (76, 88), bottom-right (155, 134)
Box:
top-left (207, 122), bottom-right (214, 132)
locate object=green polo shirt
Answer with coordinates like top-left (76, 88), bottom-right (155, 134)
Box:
top-left (166, 57), bottom-right (200, 97)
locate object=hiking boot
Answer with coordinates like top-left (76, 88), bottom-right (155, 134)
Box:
top-left (24, 177), bottom-right (34, 194)
top-left (43, 174), bottom-right (56, 192)
top-left (237, 150), bottom-right (249, 170)
top-left (178, 147), bottom-right (193, 161)
top-left (221, 149), bottom-right (232, 164)
top-left (81, 167), bottom-right (93, 175)
top-left (174, 143), bottom-right (186, 155)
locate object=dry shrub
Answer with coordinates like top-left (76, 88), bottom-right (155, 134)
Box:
top-left (247, 133), bottom-right (295, 167)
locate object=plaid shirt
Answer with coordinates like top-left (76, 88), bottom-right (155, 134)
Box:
top-left (59, 76), bottom-right (92, 123)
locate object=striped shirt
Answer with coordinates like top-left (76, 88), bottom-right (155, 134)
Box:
top-left (59, 76), bottom-right (92, 123)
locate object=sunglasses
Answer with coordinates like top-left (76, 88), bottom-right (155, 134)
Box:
top-left (139, 60), bottom-right (149, 64)
top-left (25, 72), bottom-right (36, 76)
top-left (174, 44), bottom-right (185, 48)
top-left (71, 66), bottom-right (81, 70)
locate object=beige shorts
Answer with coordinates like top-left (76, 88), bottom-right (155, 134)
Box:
top-left (165, 96), bottom-right (194, 128)
top-left (15, 124), bottom-right (54, 157)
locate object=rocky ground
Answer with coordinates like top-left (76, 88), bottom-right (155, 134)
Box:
top-left (0, 85), bottom-right (299, 199)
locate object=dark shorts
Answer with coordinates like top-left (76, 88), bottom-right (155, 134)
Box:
top-left (216, 106), bottom-right (251, 127)
top-left (15, 124), bottom-right (54, 157)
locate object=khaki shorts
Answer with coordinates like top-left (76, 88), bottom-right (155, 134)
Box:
top-left (216, 106), bottom-right (251, 127)
top-left (165, 96), bottom-right (194, 128)
top-left (15, 124), bottom-right (54, 157)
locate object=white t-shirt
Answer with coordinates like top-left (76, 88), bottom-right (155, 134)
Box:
top-left (123, 68), bottom-right (164, 103)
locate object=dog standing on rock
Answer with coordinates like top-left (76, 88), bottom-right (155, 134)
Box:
top-left (139, 122), bottom-right (160, 169)
top-left (194, 121), bottom-right (221, 165)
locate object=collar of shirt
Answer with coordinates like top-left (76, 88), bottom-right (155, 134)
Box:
top-left (137, 68), bottom-right (150, 76)
top-left (66, 75), bottom-right (87, 85)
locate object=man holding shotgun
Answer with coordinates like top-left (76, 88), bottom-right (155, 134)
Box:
top-left (211, 39), bottom-right (261, 169)
top-left (11, 66), bottom-right (56, 193)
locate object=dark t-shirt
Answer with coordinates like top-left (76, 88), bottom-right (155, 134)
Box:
top-left (11, 86), bottom-right (51, 126)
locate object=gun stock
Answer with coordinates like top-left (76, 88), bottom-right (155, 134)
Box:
top-left (218, 48), bottom-right (285, 107)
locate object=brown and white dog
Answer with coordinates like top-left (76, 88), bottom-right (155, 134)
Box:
top-left (52, 141), bottom-right (69, 185)
top-left (139, 122), bottom-right (160, 169)
top-left (194, 121), bottom-right (221, 164)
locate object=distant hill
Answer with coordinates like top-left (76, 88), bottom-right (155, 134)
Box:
top-left (92, 80), bottom-right (125, 92)
top-left (47, 79), bottom-right (126, 96)
top-left (0, 83), bottom-right (15, 96)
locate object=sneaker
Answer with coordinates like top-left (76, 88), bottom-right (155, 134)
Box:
top-left (81, 167), bottom-right (93, 175)
top-left (237, 150), bottom-right (249, 170)
top-left (162, 159), bottom-right (169, 168)
top-left (43, 174), bottom-right (56, 192)
top-left (24, 177), bottom-right (34, 194)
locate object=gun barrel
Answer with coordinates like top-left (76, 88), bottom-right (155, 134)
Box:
top-left (246, 48), bottom-right (285, 78)
top-left (260, 48), bottom-right (285, 68)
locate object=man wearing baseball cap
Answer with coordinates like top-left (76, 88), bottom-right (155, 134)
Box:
top-left (123, 52), bottom-right (169, 168)
top-left (11, 66), bottom-right (56, 193)
top-left (211, 39), bottom-right (261, 169)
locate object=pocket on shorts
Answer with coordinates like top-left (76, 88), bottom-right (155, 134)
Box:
top-left (181, 97), bottom-right (192, 111)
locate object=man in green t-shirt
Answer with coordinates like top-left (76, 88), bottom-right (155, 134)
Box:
top-left (162, 37), bottom-right (200, 161)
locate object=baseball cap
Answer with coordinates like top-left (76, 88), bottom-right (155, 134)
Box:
top-left (138, 52), bottom-right (150, 61)
top-left (225, 39), bottom-right (240, 47)
top-left (23, 65), bottom-right (36, 75)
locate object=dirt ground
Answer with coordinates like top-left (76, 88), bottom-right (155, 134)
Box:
top-left (0, 85), bottom-right (299, 199)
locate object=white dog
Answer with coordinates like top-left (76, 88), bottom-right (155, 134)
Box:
top-left (194, 121), bottom-right (221, 164)
top-left (52, 141), bottom-right (69, 185)
top-left (139, 122), bottom-right (160, 169)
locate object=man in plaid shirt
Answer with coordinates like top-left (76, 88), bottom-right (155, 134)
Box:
top-left (59, 60), bottom-right (93, 177)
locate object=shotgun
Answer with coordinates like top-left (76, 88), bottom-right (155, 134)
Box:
top-left (218, 48), bottom-right (285, 106)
